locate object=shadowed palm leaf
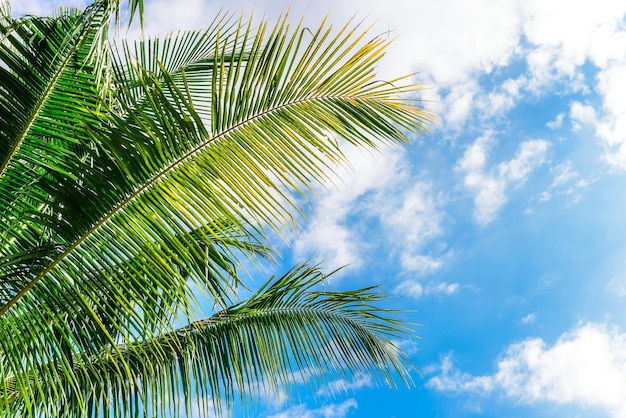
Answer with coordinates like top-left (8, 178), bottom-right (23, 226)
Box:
top-left (0, 0), bottom-right (434, 416)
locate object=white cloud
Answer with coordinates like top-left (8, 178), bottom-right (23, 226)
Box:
top-left (514, 1), bottom-right (626, 171)
top-left (594, 64), bottom-right (626, 169)
top-left (547, 113), bottom-right (565, 129)
top-left (35, 0), bottom-right (626, 146)
top-left (378, 184), bottom-right (442, 246)
top-left (598, 65), bottom-right (626, 122)
top-left (521, 0), bottom-right (626, 84)
top-left (293, 146), bottom-right (409, 270)
top-left (498, 140), bottom-right (549, 181)
top-left (400, 254), bottom-right (443, 275)
top-left (376, 182), bottom-right (445, 274)
top-left (129, 0), bottom-right (520, 87)
top-left (428, 281), bottom-right (460, 296)
top-left (551, 162), bottom-right (578, 187)
top-left (394, 279), bottom-right (460, 300)
top-left (457, 133), bottom-right (549, 224)
top-left (442, 81), bottom-right (479, 127)
top-left (427, 323), bottom-right (626, 418)
top-left (428, 0), bottom-right (626, 127)
top-left (286, 0), bottom-right (522, 88)
top-left (294, 213), bottom-right (362, 271)
top-left (409, 0), bottom-right (626, 127)
top-left (425, 354), bottom-right (494, 393)
top-left (394, 280), bottom-right (424, 299)
top-left (587, 21), bottom-right (626, 70)
top-left (456, 133), bottom-right (504, 224)
top-left (392, 338), bottom-right (420, 356)
top-left (266, 399), bottom-right (357, 418)
top-left (457, 131), bottom-right (493, 173)
top-left (294, 145), bottom-right (445, 275)
top-left (570, 101), bottom-right (598, 131)
top-left (417, 0), bottom-right (626, 132)
top-left (476, 76), bottom-right (528, 120)
top-left (131, 0), bottom-right (528, 129)
top-left (520, 313), bottom-right (536, 325)
top-left (539, 161), bottom-right (592, 203)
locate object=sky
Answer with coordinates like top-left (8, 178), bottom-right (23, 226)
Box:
top-left (12, 0), bottom-right (626, 417)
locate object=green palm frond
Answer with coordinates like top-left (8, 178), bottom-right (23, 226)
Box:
top-left (2, 264), bottom-right (412, 417)
top-left (0, 1), bottom-right (434, 416)
top-left (112, 15), bottom-right (240, 115)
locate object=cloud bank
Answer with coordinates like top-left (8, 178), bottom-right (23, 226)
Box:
top-left (427, 322), bottom-right (626, 418)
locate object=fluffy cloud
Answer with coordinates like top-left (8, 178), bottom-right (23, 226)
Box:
top-left (476, 78), bottom-right (525, 119)
top-left (375, 182), bottom-right (445, 274)
top-left (427, 323), bottom-right (626, 418)
top-left (456, 133), bottom-right (505, 224)
top-left (457, 133), bottom-right (549, 224)
top-left (293, 145), bottom-right (445, 275)
top-left (546, 113), bottom-right (565, 129)
top-left (517, 1), bottom-right (626, 170)
top-left (134, 0), bottom-right (518, 85)
top-left (520, 313), bottom-right (536, 325)
top-left (265, 399), bottom-right (357, 418)
top-left (400, 254), bottom-right (443, 276)
top-left (250, 0), bottom-right (522, 86)
top-left (499, 140), bottom-right (550, 181)
top-left (522, 0), bottom-right (626, 71)
top-left (426, 354), bottom-right (494, 394)
top-left (292, 146), bottom-right (408, 270)
top-left (394, 279), bottom-right (459, 300)
top-left (539, 161), bottom-right (592, 203)
top-left (595, 64), bottom-right (626, 168)
top-left (570, 101), bottom-right (598, 131)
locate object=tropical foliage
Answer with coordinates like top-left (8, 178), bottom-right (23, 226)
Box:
top-left (0, 0), bottom-right (433, 416)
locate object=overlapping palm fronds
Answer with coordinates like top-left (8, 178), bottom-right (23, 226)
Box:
top-left (0, 0), bottom-right (434, 416)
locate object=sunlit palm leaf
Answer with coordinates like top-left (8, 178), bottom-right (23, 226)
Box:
top-left (2, 265), bottom-right (412, 417)
top-left (0, 1), bottom-right (109, 255)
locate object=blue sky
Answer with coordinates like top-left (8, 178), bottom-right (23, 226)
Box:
top-left (14, 0), bottom-right (626, 417)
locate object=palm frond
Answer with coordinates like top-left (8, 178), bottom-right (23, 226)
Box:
top-left (1, 10), bottom-right (432, 325)
top-left (0, 1), bottom-right (110, 253)
top-left (2, 264), bottom-right (412, 417)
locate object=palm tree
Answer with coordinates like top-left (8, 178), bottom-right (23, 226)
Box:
top-left (0, 0), bottom-right (433, 416)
